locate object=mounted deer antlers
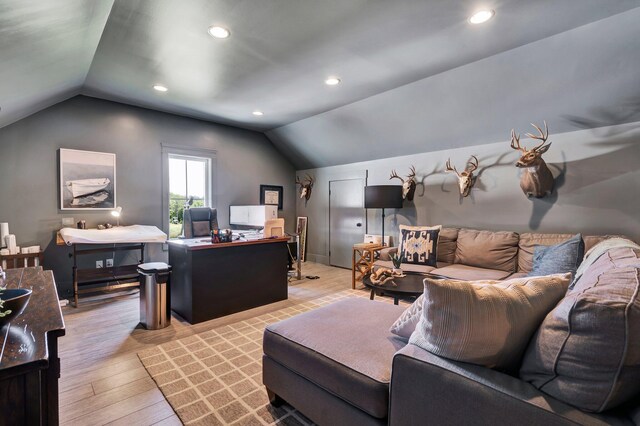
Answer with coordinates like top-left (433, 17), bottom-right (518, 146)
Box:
top-left (445, 156), bottom-right (478, 197)
top-left (389, 165), bottom-right (417, 201)
top-left (510, 121), bottom-right (554, 198)
top-left (296, 174), bottom-right (315, 203)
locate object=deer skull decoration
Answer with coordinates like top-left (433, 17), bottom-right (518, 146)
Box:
top-left (445, 156), bottom-right (478, 197)
top-left (389, 166), bottom-right (417, 201)
top-left (510, 121), bottom-right (555, 198)
top-left (296, 174), bottom-right (315, 202)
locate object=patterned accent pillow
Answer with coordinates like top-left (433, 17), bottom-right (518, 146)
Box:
top-left (398, 225), bottom-right (440, 266)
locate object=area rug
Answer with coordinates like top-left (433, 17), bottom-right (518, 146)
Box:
top-left (138, 289), bottom-right (404, 425)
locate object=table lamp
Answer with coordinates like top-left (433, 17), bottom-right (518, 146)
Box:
top-left (111, 206), bottom-right (122, 226)
top-left (364, 185), bottom-right (403, 247)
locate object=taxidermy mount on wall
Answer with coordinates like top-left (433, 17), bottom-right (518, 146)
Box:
top-left (389, 166), bottom-right (417, 201)
top-left (445, 156), bottom-right (478, 197)
top-left (510, 121), bottom-right (555, 198)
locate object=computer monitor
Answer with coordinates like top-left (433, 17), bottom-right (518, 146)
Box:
top-left (229, 205), bottom-right (277, 228)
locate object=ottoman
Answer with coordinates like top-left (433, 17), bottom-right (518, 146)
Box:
top-left (263, 298), bottom-right (406, 426)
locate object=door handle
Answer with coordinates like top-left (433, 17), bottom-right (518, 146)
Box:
top-left (356, 223), bottom-right (362, 227)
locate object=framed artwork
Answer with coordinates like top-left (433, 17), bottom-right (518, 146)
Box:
top-left (260, 184), bottom-right (283, 210)
top-left (297, 216), bottom-right (308, 262)
top-left (59, 149), bottom-right (116, 210)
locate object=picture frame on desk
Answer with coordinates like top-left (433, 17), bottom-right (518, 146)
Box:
top-left (297, 216), bottom-right (308, 261)
top-left (260, 184), bottom-right (283, 210)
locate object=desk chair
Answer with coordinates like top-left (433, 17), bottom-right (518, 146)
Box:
top-left (184, 208), bottom-right (219, 238)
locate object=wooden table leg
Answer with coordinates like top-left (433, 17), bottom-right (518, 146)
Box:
top-left (394, 296), bottom-right (399, 305)
top-left (352, 249), bottom-right (357, 289)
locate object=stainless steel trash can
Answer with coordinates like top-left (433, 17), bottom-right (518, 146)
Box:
top-left (138, 262), bottom-right (172, 330)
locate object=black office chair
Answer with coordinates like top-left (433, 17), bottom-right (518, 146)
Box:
top-left (183, 208), bottom-right (218, 238)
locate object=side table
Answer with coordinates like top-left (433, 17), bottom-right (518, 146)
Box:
top-left (352, 243), bottom-right (383, 289)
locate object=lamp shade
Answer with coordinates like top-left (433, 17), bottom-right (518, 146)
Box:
top-left (364, 185), bottom-right (403, 209)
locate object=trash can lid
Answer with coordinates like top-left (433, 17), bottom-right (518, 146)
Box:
top-left (138, 262), bottom-right (172, 273)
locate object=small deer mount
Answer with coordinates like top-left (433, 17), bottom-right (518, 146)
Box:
top-left (389, 166), bottom-right (417, 201)
top-left (445, 156), bottom-right (478, 197)
top-left (510, 121), bottom-right (555, 198)
top-left (296, 174), bottom-right (315, 203)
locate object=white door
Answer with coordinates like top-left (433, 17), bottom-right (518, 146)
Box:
top-left (329, 179), bottom-right (365, 268)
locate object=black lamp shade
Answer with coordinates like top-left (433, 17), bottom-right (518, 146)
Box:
top-left (364, 185), bottom-right (403, 209)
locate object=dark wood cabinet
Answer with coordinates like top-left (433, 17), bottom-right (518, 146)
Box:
top-left (0, 267), bottom-right (65, 425)
top-left (168, 237), bottom-right (289, 324)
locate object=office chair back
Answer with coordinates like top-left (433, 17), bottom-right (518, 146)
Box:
top-left (184, 207), bottom-right (218, 238)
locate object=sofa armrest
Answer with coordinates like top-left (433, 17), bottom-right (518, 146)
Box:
top-left (390, 344), bottom-right (631, 426)
top-left (378, 247), bottom-right (398, 261)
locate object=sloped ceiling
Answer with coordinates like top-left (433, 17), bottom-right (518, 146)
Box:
top-left (0, 0), bottom-right (639, 168)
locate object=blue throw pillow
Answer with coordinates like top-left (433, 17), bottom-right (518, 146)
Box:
top-left (528, 234), bottom-right (585, 278)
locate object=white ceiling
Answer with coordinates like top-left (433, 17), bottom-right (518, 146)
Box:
top-left (0, 0), bottom-right (639, 167)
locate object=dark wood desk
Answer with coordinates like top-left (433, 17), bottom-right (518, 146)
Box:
top-left (168, 237), bottom-right (289, 324)
top-left (0, 267), bottom-right (65, 425)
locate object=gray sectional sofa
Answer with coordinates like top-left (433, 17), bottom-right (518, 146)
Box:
top-left (262, 228), bottom-right (640, 425)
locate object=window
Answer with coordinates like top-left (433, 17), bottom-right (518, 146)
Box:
top-left (162, 145), bottom-right (216, 239)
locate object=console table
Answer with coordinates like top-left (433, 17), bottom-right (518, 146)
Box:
top-left (0, 267), bottom-right (65, 425)
top-left (168, 237), bottom-right (289, 324)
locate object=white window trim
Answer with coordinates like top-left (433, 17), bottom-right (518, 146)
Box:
top-left (161, 144), bottom-right (217, 237)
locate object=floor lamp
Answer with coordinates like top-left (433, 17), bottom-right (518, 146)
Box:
top-left (364, 185), bottom-right (403, 247)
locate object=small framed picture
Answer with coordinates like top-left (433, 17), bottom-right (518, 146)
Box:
top-left (260, 185), bottom-right (283, 210)
top-left (297, 216), bottom-right (308, 261)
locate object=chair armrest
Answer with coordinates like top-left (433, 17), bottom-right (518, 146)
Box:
top-left (378, 247), bottom-right (398, 261)
top-left (389, 344), bottom-right (629, 426)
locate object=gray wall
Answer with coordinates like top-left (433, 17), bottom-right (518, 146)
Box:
top-left (0, 96), bottom-right (296, 298)
top-left (297, 121), bottom-right (640, 265)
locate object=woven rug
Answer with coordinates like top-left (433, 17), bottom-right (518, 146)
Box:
top-left (138, 289), bottom-right (403, 425)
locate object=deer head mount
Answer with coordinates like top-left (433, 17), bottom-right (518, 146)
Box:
top-left (510, 121), bottom-right (555, 198)
top-left (389, 166), bottom-right (417, 201)
top-left (296, 174), bottom-right (315, 202)
top-left (445, 156), bottom-right (478, 197)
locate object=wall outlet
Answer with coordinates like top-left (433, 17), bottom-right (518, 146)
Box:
top-left (96, 260), bottom-right (103, 268)
top-left (61, 217), bottom-right (75, 226)
top-left (106, 258), bottom-right (114, 267)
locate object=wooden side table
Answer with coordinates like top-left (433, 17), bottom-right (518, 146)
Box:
top-left (352, 243), bottom-right (383, 289)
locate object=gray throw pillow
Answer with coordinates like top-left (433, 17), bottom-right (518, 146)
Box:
top-left (520, 247), bottom-right (640, 413)
top-left (389, 294), bottom-right (423, 340)
top-left (528, 233), bottom-right (584, 278)
top-left (408, 273), bottom-right (571, 371)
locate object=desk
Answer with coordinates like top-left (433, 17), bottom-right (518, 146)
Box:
top-left (352, 243), bottom-right (383, 289)
top-left (0, 267), bottom-right (65, 425)
top-left (168, 237), bottom-right (289, 324)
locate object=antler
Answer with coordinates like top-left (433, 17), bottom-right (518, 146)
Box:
top-left (389, 169), bottom-right (405, 183)
top-left (295, 176), bottom-right (303, 187)
top-left (305, 173), bottom-right (315, 186)
top-left (510, 129), bottom-right (525, 152)
top-left (525, 121), bottom-right (549, 151)
top-left (466, 156), bottom-right (479, 173)
top-left (445, 158), bottom-right (460, 176)
top-left (408, 165), bottom-right (416, 179)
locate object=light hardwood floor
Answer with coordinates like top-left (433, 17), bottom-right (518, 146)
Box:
top-left (58, 262), bottom-right (359, 425)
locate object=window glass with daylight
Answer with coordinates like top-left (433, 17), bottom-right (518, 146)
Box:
top-left (168, 154), bottom-right (210, 238)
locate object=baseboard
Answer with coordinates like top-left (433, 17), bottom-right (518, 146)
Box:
top-left (307, 253), bottom-right (329, 265)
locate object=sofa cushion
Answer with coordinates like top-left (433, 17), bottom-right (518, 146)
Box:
top-left (263, 298), bottom-right (406, 418)
top-left (398, 225), bottom-right (440, 267)
top-left (455, 229), bottom-right (519, 272)
top-left (528, 234), bottom-right (585, 278)
top-left (374, 260), bottom-right (450, 274)
top-left (437, 227), bottom-right (459, 263)
top-left (409, 273), bottom-right (571, 371)
top-left (584, 235), bottom-right (622, 253)
top-left (390, 294), bottom-right (424, 340)
top-left (432, 264), bottom-right (512, 281)
top-left (517, 233), bottom-right (575, 273)
top-left (520, 247), bottom-right (640, 413)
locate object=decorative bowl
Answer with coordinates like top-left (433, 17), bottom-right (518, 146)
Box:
top-left (0, 288), bottom-right (32, 329)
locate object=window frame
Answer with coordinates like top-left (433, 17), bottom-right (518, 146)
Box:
top-left (161, 144), bottom-right (217, 238)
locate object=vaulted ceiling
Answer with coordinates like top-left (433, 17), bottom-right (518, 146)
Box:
top-left (1, 0), bottom-right (639, 168)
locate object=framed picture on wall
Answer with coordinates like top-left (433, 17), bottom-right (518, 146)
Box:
top-left (297, 216), bottom-right (308, 262)
top-left (260, 184), bottom-right (283, 210)
top-left (59, 149), bottom-right (116, 210)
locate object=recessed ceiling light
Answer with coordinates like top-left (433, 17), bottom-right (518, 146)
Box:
top-left (325, 77), bottom-right (341, 86)
top-left (153, 84), bottom-right (168, 92)
top-left (468, 9), bottom-right (495, 24)
top-left (208, 26), bottom-right (230, 39)
top-left (252, 110), bottom-right (264, 116)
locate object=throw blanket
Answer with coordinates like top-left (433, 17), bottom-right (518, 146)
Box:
top-left (571, 237), bottom-right (640, 287)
